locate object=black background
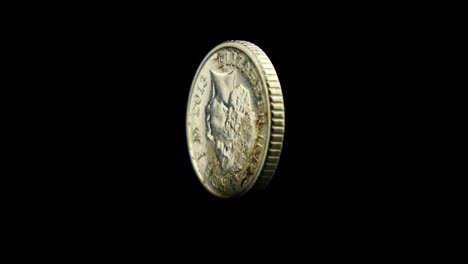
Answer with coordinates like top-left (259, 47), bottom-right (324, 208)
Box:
top-left (7, 3), bottom-right (452, 258)
top-left (27, 7), bottom-right (424, 246)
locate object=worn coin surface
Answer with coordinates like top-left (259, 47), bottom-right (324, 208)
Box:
top-left (186, 41), bottom-right (284, 198)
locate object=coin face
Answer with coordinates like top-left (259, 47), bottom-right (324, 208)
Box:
top-left (186, 41), bottom-right (284, 198)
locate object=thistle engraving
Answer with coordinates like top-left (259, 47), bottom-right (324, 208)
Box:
top-left (205, 70), bottom-right (255, 176)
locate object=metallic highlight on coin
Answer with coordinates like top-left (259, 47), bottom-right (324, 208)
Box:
top-left (186, 41), bottom-right (285, 198)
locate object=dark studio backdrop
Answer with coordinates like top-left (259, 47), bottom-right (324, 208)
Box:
top-left (6, 1), bottom-right (452, 257)
top-left (2, 5), bottom-right (444, 260)
top-left (36, 8), bottom-right (421, 240)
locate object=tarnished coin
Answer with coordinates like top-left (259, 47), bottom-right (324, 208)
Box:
top-left (186, 41), bottom-right (284, 198)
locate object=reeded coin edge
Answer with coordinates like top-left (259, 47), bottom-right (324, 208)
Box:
top-left (229, 41), bottom-right (285, 192)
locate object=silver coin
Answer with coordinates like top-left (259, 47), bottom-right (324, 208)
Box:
top-left (186, 41), bottom-right (285, 198)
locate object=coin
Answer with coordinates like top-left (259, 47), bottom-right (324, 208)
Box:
top-left (186, 41), bottom-right (284, 198)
